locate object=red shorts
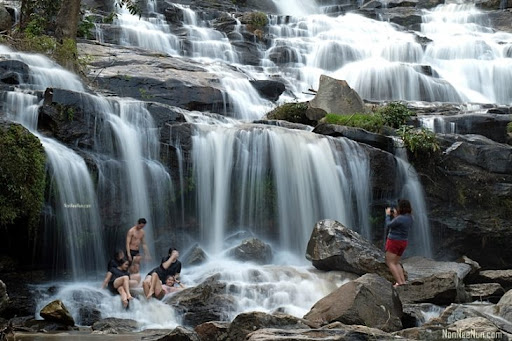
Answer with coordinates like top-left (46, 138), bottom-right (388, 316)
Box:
top-left (385, 239), bottom-right (408, 257)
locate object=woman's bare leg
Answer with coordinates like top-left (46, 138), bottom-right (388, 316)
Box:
top-left (386, 252), bottom-right (405, 285)
top-left (146, 273), bottom-right (160, 298)
top-left (117, 286), bottom-right (128, 308)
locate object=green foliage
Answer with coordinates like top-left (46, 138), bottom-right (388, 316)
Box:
top-left (247, 12), bottom-right (268, 32)
top-left (507, 122), bottom-right (512, 133)
top-left (24, 13), bottom-right (48, 37)
top-left (397, 125), bottom-right (440, 156)
top-left (324, 113), bottom-right (385, 133)
top-left (115, 0), bottom-right (141, 16)
top-left (0, 124), bottom-right (46, 231)
top-left (53, 38), bottom-right (78, 69)
top-left (18, 34), bottom-right (56, 55)
top-left (77, 16), bottom-right (95, 39)
top-left (139, 88), bottom-right (153, 100)
top-left (376, 102), bottom-right (414, 128)
top-left (267, 102), bottom-right (309, 124)
top-left (103, 12), bottom-right (117, 24)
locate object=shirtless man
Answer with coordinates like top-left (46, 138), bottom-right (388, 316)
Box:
top-left (126, 218), bottom-right (151, 264)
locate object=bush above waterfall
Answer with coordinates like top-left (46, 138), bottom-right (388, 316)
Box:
top-left (0, 122), bottom-right (46, 233)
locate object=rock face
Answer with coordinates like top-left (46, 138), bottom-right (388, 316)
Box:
top-left (469, 270), bottom-right (512, 291)
top-left (167, 275), bottom-right (236, 327)
top-left (228, 312), bottom-right (311, 341)
top-left (0, 5), bottom-right (11, 32)
top-left (228, 238), bottom-right (272, 264)
top-left (40, 300), bottom-right (75, 327)
top-left (303, 274), bottom-right (403, 332)
top-left (307, 75), bottom-right (366, 120)
top-left (306, 219), bottom-right (392, 282)
top-left (402, 256), bottom-right (472, 281)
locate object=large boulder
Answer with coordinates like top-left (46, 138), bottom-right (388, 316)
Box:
top-left (228, 311), bottom-right (311, 341)
top-left (307, 75), bottom-right (365, 121)
top-left (402, 256), bottom-right (472, 281)
top-left (249, 80), bottom-right (285, 102)
top-left (303, 273), bottom-right (403, 332)
top-left (194, 321), bottom-right (230, 341)
top-left (91, 317), bottom-right (139, 333)
top-left (466, 284), bottom-right (505, 304)
top-left (497, 290), bottom-right (512, 322)
top-left (166, 275), bottom-right (236, 327)
top-left (469, 270), bottom-right (512, 291)
top-left (0, 5), bottom-right (11, 32)
top-left (396, 271), bottom-right (470, 305)
top-left (40, 300), bottom-right (75, 326)
top-left (181, 244), bottom-right (209, 267)
top-left (306, 219), bottom-right (393, 282)
top-left (228, 238), bottom-right (272, 264)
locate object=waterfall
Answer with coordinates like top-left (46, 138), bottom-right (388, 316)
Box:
top-left (191, 122), bottom-right (371, 254)
top-left (0, 50), bottom-right (105, 277)
top-left (393, 144), bottom-right (433, 258)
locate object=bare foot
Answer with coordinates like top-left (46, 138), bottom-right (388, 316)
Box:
top-left (146, 290), bottom-right (153, 299)
top-left (127, 295), bottom-right (134, 300)
top-left (122, 299), bottom-right (128, 308)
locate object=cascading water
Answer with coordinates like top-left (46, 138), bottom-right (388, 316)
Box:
top-left (393, 142), bottom-right (433, 258)
top-left (1, 47), bottom-right (105, 278)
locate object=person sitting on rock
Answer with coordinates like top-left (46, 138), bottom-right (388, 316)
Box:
top-left (150, 274), bottom-right (185, 300)
top-left (101, 258), bottom-right (134, 308)
top-left (106, 249), bottom-right (125, 272)
top-left (143, 248), bottom-right (182, 299)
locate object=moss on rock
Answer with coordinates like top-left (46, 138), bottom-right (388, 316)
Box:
top-left (0, 122), bottom-right (46, 234)
top-left (266, 102), bottom-right (312, 125)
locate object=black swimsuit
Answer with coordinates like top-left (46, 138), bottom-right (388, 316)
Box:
top-left (107, 267), bottom-right (129, 294)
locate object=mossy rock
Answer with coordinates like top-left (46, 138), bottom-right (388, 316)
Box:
top-left (265, 102), bottom-right (314, 125)
top-left (0, 121), bottom-right (46, 233)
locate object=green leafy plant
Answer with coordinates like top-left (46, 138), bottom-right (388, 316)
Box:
top-left (78, 16), bottom-right (96, 39)
top-left (246, 12), bottom-right (268, 32)
top-left (324, 113), bottom-right (385, 133)
top-left (24, 13), bottom-right (47, 37)
top-left (377, 102), bottom-right (414, 128)
top-left (397, 125), bottom-right (440, 156)
top-left (507, 122), bottom-right (512, 133)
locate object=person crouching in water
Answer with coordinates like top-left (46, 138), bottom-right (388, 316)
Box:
top-left (101, 258), bottom-right (134, 308)
top-left (143, 248), bottom-right (181, 299)
top-left (385, 199), bottom-right (413, 287)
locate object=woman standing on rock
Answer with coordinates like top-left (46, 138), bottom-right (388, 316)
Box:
top-left (385, 199), bottom-right (413, 287)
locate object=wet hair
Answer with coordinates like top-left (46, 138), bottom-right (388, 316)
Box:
top-left (119, 258), bottom-right (131, 268)
top-left (114, 249), bottom-right (125, 260)
top-left (138, 218), bottom-right (147, 225)
top-left (168, 247), bottom-right (177, 255)
top-left (397, 199), bottom-right (412, 215)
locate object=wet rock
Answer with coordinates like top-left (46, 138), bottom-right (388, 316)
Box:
top-left (267, 46), bottom-right (300, 65)
top-left (0, 281), bottom-right (8, 313)
top-left (0, 5), bottom-right (11, 32)
top-left (246, 324), bottom-right (396, 340)
top-left (228, 238), bottom-right (272, 264)
top-left (497, 289), bottom-right (512, 322)
top-left (181, 244), bottom-right (209, 267)
top-left (249, 80), bottom-right (285, 102)
top-left (469, 270), bottom-right (512, 291)
top-left (77, 305), bottom-right (102, 326)
top-left (304, 273), bottom-right (403, 332)
top-left (439, 134), bottom-right (512, 174)
top-left (402, 303), bottom-right (443, 328)
top-left (308, 75), bottom-right (366, 120)
top-left (402, 256), bottom-right (472, 281)
top-left (457, 255), bottom-right (481, 275)
top-left (194, 321), bottom-right (230, 341)
top-left (228, 311), bottom-right (311, 341)
top-left (466, 284), bottom-right (505, 304)
top-left (147, 326), bottom-right (200, 341)
top-left (40, 300), bottom-right (75, 326)
top-left (91, 317), bottom-right (139, 333)
top-left (7, 316), bottom-right (77, 332)
top-left (166, 275), bottom-right (236, 327)
top-left (305, 219), bottom-right (393, 282)
top-left (0, 60), bottom-right (30, 85)
top-left (396, 272), bottom-right (470, 305)
top-left (445, 317), bottom-right (505, 339)
top-left (313, 123), bottom-right (395, 153)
